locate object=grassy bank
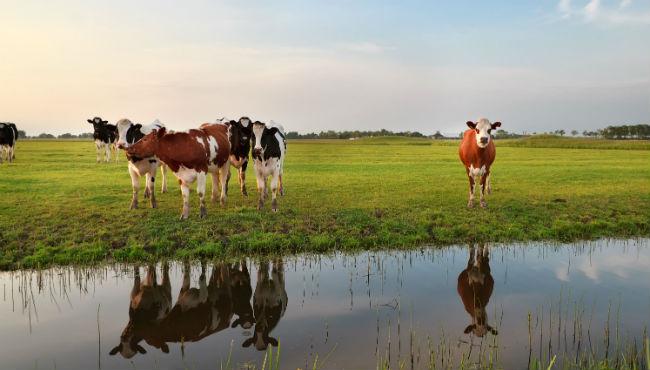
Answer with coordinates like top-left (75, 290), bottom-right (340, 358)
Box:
top-left (0, 137), bottom-right (649, 269)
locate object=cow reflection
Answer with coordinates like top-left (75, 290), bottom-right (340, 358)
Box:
top-left (457, 244), bottom-right (498, 337)
top-left (230, 260), bottom-right (254, 330)
top-left (110, 264), bottom-right (172, 358)
top-left (242, 259), bottom-right (288, 351)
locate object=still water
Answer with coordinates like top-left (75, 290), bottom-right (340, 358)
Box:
top-left (0, 239), bottom-right (648, 369)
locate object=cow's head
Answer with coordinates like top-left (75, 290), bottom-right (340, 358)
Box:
top-left (87, 116), bottom-right (108, 133)
top-left (463, 310), bottom-right (498, 337)
top-left (109, 336), bottom-right (147, 359)
top-left (466, 118), bottom-right (501, 148)
top-left (228, 117), bottom-right (253, 155)
top-left (252, 121), bottom-right (280, 158)
top-left (115, 118), bottom-right (136, 149)
top-left (242, 328), bottom-right (279, 351)
top-left (126, 127), bottom-right (166, 158)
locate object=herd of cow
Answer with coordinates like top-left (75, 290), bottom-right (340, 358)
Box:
top-left (86, 115), bottom-right (287, 218)
top-left (2, 117), bottom-right (502, 211)
top-left (110, 243), bottom-right (496, 359)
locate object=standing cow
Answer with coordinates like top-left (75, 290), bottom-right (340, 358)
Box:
top-left (126, 124), bottom-right (230, 219)
top-left (242, 259), bottom-right (288, 351)
top-left (109, 264), bottom-right (172, 359)
top-left (229, 260), bottom-right (255, 330)
top-left (0, 122), bottom-right (18, 163)
top-left (217, 117), bottom-right (253, 197)
top-left (457, 244), bottom-right (497, 338)
top-left (115, 118), bottom-right (169, 209)
top-left (459, 118), bottom-right (501, 208)
top-left (251, 121), bottom-right (286, 212)
top-left (87, 116), bottom-right (119, 163)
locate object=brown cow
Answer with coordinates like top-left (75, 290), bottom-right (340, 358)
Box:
top-left (459, 118), bottom-right (501, 208)
top-left (109, 264), bottom-right (172, 359)
top-left (457, 244), bottom-right (498, 337)
top-left (126, 124), bottom-right (231, 219)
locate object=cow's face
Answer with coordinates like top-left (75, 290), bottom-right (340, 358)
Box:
top-left (87, 117), bottom-right (108, 134)
top-left (109, 337), bottom-right (147, 359)
top-left (466, 119), bottom-right (501, 148)
top-left (252, 121), bottom-right (267, 157)
top-left (242, 329), bottom-right (278, 351)
top-left (115, 118), bottom-right (134, 149)
top-left (127, 128), bottom-right (165, 158)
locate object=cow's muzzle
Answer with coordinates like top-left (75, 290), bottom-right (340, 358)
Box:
top-left (253, 148), bottom-right (262, 157)
top-left (117, 143), bottom-right (128, 150)
top-left (480, 137), bottom-right (489, 145)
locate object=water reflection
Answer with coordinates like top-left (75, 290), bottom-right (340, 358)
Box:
top-left (457, 244), bottom-right (497, 337)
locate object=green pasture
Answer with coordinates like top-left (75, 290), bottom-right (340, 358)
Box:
top-left (0, 136), bottom-right (648, 269)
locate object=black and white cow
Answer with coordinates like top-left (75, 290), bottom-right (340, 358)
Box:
top-left (0, 122), bottom-right (18, 164)
top-left (115, 118), bottom-right (168, 209)
top-left (87, 116), bottom-right (119, 163)
top-left (216, 117), bottom-right (253, 197)
top-left (251, 121), bottom-right (286, 212)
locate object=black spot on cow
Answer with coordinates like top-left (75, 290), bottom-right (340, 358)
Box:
top-left (126, 124), bottom-right (145, 145)
top-left (87, 116), bottom-right (117, 144)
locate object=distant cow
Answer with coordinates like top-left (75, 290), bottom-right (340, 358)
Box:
top-left (217, 117), bottom-right (253, 197)
top-left (0, 122), bottom-right (18, 163)
top-left (109, 264), bottom-right (172, 359)
top-left (126, 124), bottom-right (231, 219)
top-left (459, 118), bottom-right (501, 208)
top-left (457, 244), bottom-right (497, 338)
top-left (115, 118), bottom-right (169, 209)
top-left (251, 121), bottom-right (286, 211)
top-left (87, 116), bottom-right (119, 163)
top-left (242, 259), bottom-right (288, 351)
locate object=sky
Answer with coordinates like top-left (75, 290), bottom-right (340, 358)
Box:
top-left (0, 0), bottom-right (649, 136)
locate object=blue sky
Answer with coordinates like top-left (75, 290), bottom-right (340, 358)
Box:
top-left (1, 0), bottom-right (648, 135)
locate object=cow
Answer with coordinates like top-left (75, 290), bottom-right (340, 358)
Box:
top-left (87, 116), bottom-right (119, 163)
top-left (457, 244), bottom-right (498, 338)
top-left (109, 264), bottom-right (172, 359)
top-left (125, 124), bottom-right (231, 219)
top-left (115, 118), bottom-right (169, 209)
top-left (229, 260), bottom-right (255, 330)
top-left (0, 122), bottom-right (18, 163)
top-left (242, 259), bottom-right (288, 351)
top-left (459, 118), bottom-right (501, 208)
top-left (251, 121), bottom-right (286, 212)
top-left (216, 117), bottom-right (253, 197)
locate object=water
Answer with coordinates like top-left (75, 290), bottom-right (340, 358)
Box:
top-left (1, 239), bottom-right (649, 369)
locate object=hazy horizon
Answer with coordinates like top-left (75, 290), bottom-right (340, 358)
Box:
top-left (1, 0), bottom-right (649, 136)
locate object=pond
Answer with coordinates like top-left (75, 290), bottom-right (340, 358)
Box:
top-left (0, 239), bottom-right (648, 369)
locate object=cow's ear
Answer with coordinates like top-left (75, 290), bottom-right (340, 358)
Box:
top-left (109, 344), bottom-right (121, 356)
top-left (136, 344), bottom-right (147, 354)
top-left (87, 119), bottom-right (94, 124)
top-left (466, 121), bottom-right (476, 129)
top-left (268, 337), bottom-right (279, 347)
top-left (161, 343), bottom-right (170, 353)
top-left (231, 319), bottom-right (241, 328)
top-left (242, 338), bottom-right (254, 348)
top-left (464, 325), bottom-right (475, 334)
top-left (491, 122), bottom-right (501, 130)
top-left (101, 120), bottom-right (108, 124)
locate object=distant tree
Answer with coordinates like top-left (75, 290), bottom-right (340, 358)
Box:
top-left (571, 130), bottom-right (578, 136)
top-left (17, 130), bottom-right (27, 139)
top-left (37, 133), bottom-right (55, 139)
top-left (79, 132), bottom-right (94, 139)
top-left (58, 133), bottom-right (77, 139)
top-left (433, 131), bottom-right (444, 140)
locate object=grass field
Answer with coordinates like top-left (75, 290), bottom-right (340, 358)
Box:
top-left (0, 137), bottom-right (649, 269)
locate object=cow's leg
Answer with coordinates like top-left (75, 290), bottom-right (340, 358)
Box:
top-left (144, 173), bottom-right (151, 199)
top-left (0, 147), bottom-right (4, 164)
top-left (129, 166), bottom-right (140, 210)
top-left (256, 173), bottom-right (266, 210)
top-left (486, 173), bottom-right (492, 195)
top-left (210, 172), bottom-right (219, 203)
top-left (197, 172), bottom-right (207, 218)
top-left (467, 173), bottom-right (475, 208)
top-left (95, 142), bottom-right (101, 163)
top-left (160, 163), bottom-right (168, 193)
top-left (199, 262), bottom-right (208, 302)
top-left (148, 167), bottom-right (157, 209)
top-left (270, 170), bottom-right (280, 212)
top-left (131, 266), bottom-right (141, 300)
top-left (114, 146), bottom-right (119, 163)
top-left (479, 171), bottom-right (489, 208)
top-left (240, 161), bottom-right (248, 196)
top-left (105, 143), bottom-right (111, 163)
top-left (279, 174), bottom-right (284, 196)
top-left (162, 262), bottom-right (172, 302)
top-left (145, 264), bottom-right (156, 286)
top-left (180, 182), bottom-right (191, 220)
top-left (218, 163), bottom-right (230, 207)
top-left (7, 146), bottom-right (13, 163)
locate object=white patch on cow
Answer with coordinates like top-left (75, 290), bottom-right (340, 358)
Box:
top-left (207, 136), bottom-right (218, 163)
top-left (196, 137), bottom-right (206, 148)
top-left (252, 124), bottom-right (264, 150)
top-left (176, 166), bottom-right (199, 184)
top-left (468, 164), bottom-right (486, 177)
top-left (474, 118), bottom-right (493, 148)
top-left (115, 118), bottom-right (133, 148)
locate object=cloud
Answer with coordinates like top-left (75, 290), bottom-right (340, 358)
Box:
top-left (337, 42), bottom-right (394, 54)
top-left (556, 0), bottom-right (650, 24)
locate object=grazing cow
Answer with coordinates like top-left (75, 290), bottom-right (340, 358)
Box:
top-left (217, 117), bottom-right (253, 197)
top-left (457, 244), bottom-right (497, 338)
top-left (109, 264), bottom-right (172, 359)
top-left (126, 124), bottom-right (231, 219)
top-left (115, 118), bottom-right (169, 209)
top-left (251, 121), bottom-right (286, 212)
top-left (459, 118), bottom-right (501, 208)
top-left (87, 116), bottom-right (119, 163)
top-left (229, 260), bottom-right (255, 330)
top-left (242, 259), bottom-right (288, 351)
top-left (0, 122), bottom-right (18, 163)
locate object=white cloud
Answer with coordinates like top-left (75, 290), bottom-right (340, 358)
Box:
top-left (556, 0), bottom-right (650, 24)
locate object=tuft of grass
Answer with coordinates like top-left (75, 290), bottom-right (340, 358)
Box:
top-left (0, 138), bottom-right (649, 269)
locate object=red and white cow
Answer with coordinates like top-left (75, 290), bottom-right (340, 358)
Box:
top-left (126, 125), bottom-right (231, 219)
top-left (457, 244), bottom-right (497, 338)
top-left (459, 118), bottom-right (501, 208)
